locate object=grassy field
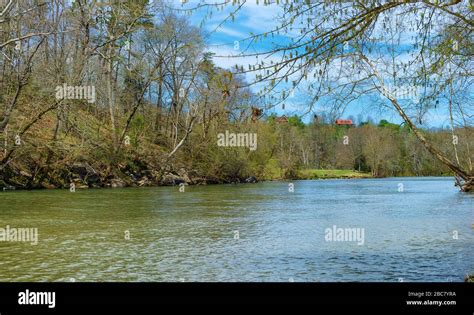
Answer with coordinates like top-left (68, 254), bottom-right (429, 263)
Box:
top-left (298, 169), bottom-right (373, 179)
top-left (261, 160), bottom-right (373, 180)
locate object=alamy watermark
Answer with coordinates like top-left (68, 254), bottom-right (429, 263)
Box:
top-left (325, 225), bottom-right (365, 245)
top-left (217, 131), bottom-right (257, 151)
top-left (0, 225), bottom-right (38, 245)
top-left (18, 289), bottom-right (55, 309)
top-left (55, 83), bottom-right (96, 103)
top-left (380, 84), bottom-right (420, 103)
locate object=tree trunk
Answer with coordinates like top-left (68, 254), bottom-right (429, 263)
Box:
top-left (361, 54), bottom-right (473, 191)
top-left (105, 44), bottom-right (117, 150)
top-left (456, 176), bottom-right (473, 192)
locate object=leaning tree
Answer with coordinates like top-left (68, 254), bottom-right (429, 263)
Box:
top-left (186, 0), bottom-right (473, 191)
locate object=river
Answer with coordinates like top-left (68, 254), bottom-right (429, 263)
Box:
top-left (0, 177), bottom-right (472, 282)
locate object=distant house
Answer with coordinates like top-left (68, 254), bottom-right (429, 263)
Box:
top-left (335, 119), bottom-right (353, 126)
top-left (275, 115), bottom-right (289, 124)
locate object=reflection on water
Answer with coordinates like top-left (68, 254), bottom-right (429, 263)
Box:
top-left (0, 177), bottom-right (472, 282)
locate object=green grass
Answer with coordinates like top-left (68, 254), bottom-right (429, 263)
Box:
top-left (298, 169), bottom-right (372, 179)
top-left (261, 163), bottom-right (373, 180)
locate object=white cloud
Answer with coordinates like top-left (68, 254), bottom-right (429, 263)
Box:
top-left (206, 24), bottom-right (250, 39)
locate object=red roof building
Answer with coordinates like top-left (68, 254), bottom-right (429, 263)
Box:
top-left (275, 115), bottom-right (289, 124)
top-left (335, 119), bottom-right (353, 126)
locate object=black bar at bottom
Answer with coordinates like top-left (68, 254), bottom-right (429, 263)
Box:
top-left (0, 283), bottom-right (472, 313)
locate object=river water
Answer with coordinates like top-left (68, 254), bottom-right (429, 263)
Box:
top-left (0, 177), bottom-right (472, 282)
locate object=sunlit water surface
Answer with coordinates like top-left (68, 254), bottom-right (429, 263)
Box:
top-left (0, 177), bottom-right (472, 282)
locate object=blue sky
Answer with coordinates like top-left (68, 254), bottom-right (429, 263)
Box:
top-left (177, 0), bottom-right (466, 128)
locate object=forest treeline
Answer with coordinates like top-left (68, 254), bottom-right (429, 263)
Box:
top-left (0, 1), bottom-right (472, 189)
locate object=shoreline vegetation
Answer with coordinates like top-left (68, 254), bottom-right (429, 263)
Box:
top-left (0, 110), bottom-right (464, 192)
top-left (1, 165), bottom-right (458, 191)
top-left (1, 106), bottom-right (464, 192)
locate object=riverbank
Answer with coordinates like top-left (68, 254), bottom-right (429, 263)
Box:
top-left (1, 162), bottom-right (459, 191)
top-left (0, 102), bottom-right (461, 192)
top-left (1, 165), bottom-right (373, 191)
